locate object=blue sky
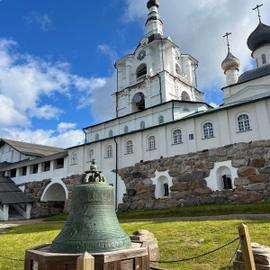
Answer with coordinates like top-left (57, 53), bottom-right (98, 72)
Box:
top-left (0, 0), bottom-right (269, 147)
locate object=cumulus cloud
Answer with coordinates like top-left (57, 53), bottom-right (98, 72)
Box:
top-left (0, 38), bottom-right (108, 127)
top-left (24, 12), bottom-right (53, 32)
top-left (124, 0), bottom-right (270, 90)
top-left (0, 127), bottom-right (84, 148)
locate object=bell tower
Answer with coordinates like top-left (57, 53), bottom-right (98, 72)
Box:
top-left (113, 0), bottom-right (203, 118)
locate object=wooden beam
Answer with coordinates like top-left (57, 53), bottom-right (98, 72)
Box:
top-left (238, 224), bottom-right (256, 270)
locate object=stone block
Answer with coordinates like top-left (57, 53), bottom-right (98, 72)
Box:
top-left (245, 183), bottom-right (266, 191)
top-left (232, 159), bottom-right (249, 167)
top-left (238, 167), bottom-right (257, 177)
top-left (234, 177), bottom-right (250, 186)
top-left (249, 174), bottom-right (268, 183)
top-left (250, 159), bottom-right (266, 168)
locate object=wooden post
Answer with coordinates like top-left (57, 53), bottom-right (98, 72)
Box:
top-left (238, 224), bottom-right (256, 270)
top-left (77, 252), bottom-right (95, 270)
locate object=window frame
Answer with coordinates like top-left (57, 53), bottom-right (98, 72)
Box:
top-left (237, 113), bottom-right (251, 133)
top-left (172, 129), bottom-right (183, 145)
top-left (105, 145), bottom-right (113, 159)
top-left (202, 122), bottom-right (214, 140)
top-left (126, 140), bottom-right (134, 155)
top-left (147, 136), bottom-right (156, 151)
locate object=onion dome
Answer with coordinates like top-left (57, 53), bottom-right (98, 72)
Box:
top-left (247, 22), bottom-right (270, 52)
top-left (221, 51), bottom-right (240, 73)
top-left (147, 0), bottom-right (160, 9)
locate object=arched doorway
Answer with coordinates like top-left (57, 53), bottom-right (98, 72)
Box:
top-left (216, 166), bottom-right (233, 190)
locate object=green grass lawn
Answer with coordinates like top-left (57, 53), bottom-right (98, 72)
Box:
top-left (1, 219), bottom-right (270, 270)
top-left (45, 203), bottom-right (270, 222)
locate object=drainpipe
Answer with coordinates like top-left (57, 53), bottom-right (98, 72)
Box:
top-left (157, 73), bottom-right (163, 104)
top-left (114, 63), bottom-right (119, 118)
top-left (113, 137), bottom-right (118, 210)
top-left (172, 100), bottom-right (175, 121)
top-left (83, 128), bottom-right (87, 144)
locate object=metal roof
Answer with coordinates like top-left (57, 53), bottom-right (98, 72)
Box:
top-left (0, 176), bottom-right (32, 204)
top-left (238, 64), bottom-right (270, 84)
top-left (0, 138), bottom-right (64, 158)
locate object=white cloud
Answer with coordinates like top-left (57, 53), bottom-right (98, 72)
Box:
top-left (57, 122), bottom-right (77, 133)
top-left (98, 44), bottom-right (118, 62)
top-left (24, 12), bottom-right (53, 32)
top-left (0, 38), bottom-right (108, 127)
top-left (124, 0), bottom-right (270, 90)
top-left (0, 127), bottom-right (84, 148)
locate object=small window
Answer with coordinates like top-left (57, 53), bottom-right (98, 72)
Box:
top-left (136, 64), bottom-right (147, 79)
top-left (222, 175), bottom-right (232, 190)
top-left (124, 126), bottom-right (129, 133)
top-left (164, 183), bottom-right (169, 197)
top-left (43, 162), bottom-right (50, 172)
top-left (203, 122), bottom-right (214, 139)
top-left (126, 141), bottom-right (133, 155)
top-left (238, 114), bottom-right (251, 133)
top-left (108, 130), bottom-right (113, 137)
top-left (148, 136), bottom-right (156, 151)
top-left (106, 145), bottom-right (113, 159)
top-left (10, 169), bottom-right (16, 178)
top-left (262, 54), bottom-right (267, 65)
top-left (158, 115), bottom-right (164, 124)
top-left (189, 134), bottom-right (194, 140)
top-left (173, 129), bottom-right (182, 144)
top-left (140, 121), bottom-right (146, 129)
top-left (95, 134), bottom-right (99, 141)
top-left (55, 158), bottom-right (64, 169)
top-left (31, 164), bottom-right (39, 174)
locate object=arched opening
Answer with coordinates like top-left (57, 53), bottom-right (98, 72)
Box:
top-left (41, 182), bottom-right (68, 202)
top-left (181, 91), bottom-right (191, 101)
top-left (155, 176), bottom-right (170, 198)
top-left (172, 129), bottom-right (182, 144)
top-left (140, 121), bottom-right (146, 129)
top-left (216, 166), bottom-right (233, 190)
top-left (136, 64), bottom-right (147, 79)
top-left (176, 64), bottom-right (181, 75)
top-left (262, 54), bottom-right (267, 65)
top-left (158, 115), bottom-right (164, 124)
top-left (132, 92), bottom-right (145, 112)
top-left (203, 122), bottom-right (214, 139)
top-left (148, 136), bottom-right (156, 151)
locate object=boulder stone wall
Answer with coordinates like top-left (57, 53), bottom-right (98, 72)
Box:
top-left (118, 140), bottom-right (270, 211)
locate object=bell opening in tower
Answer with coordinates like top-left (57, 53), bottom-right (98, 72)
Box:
top-left (132, 92), bottom-right (145, 112)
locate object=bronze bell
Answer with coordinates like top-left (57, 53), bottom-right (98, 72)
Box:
top-left (51, 160), bottom-right (131, 253)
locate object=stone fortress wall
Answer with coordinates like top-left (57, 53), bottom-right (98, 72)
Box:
top-left (24, 139), bottom-right (270, 217)
top-left (118, 140), bottom-right (270, 211)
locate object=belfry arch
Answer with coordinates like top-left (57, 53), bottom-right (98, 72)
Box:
top-left (132, 92), bottom-right (145, 112)
top-left (40, 182), bottom-right (68, 202)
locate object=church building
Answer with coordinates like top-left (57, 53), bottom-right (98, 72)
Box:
top-left (1, 0), bottom-right (270, 219)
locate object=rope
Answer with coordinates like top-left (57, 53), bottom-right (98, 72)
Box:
top-left (224, 241), bottom-right (241, 270)
top-left (0, 255), bottom-right (24, 262)
top-left (152, 237), bottom-right (240, 264)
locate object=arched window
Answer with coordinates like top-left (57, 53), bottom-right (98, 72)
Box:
top-left (126, 140), bottom-right (133, 155)
top-left (124, 125), bottom-right (129, 133)
top-left (136, 64), bottom-right (147, 78)
top-left (203, 122), bottom-right (214, 139)
top-left (148, 136), bottom-right (156, 151)
top-left (176, 64), bottom-right (181, 75)
top-left (262, 54), bottom-right (267, 65)
top-left (172, 129), bottom-right (182, 144)
top-left (108, 130), bottom-right (113, 137)
top-left (106, 145), bottom-right (113, 159)
top-left (216, 166), bottom-right (233, 190)
top-left (87, 149), bottom-right (94, 161)
top-left (238, 114), bottom-right (251, 132)
top-left (158, 115), bottom-right (164, 124)
top-left (95, 134), bottom-right (99, 141)
top-left (132, 92), bottom-right (145, 112)
top-left (181, 91), bottom-right (191, 101)
top-left (155, 175), bottom-right (170, 198)
top-left (140, 121), bottom-right (146, 129)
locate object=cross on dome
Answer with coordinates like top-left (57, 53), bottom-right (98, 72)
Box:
top-left (223, 32), bottom-right (232, 52)
top-left (252, 4), bottom-right (263, 23)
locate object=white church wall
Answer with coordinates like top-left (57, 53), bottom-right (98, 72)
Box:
top-left (253, 45), bottom-right (270, 67)
top-left (224, 75), bottom-right (270, 104)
